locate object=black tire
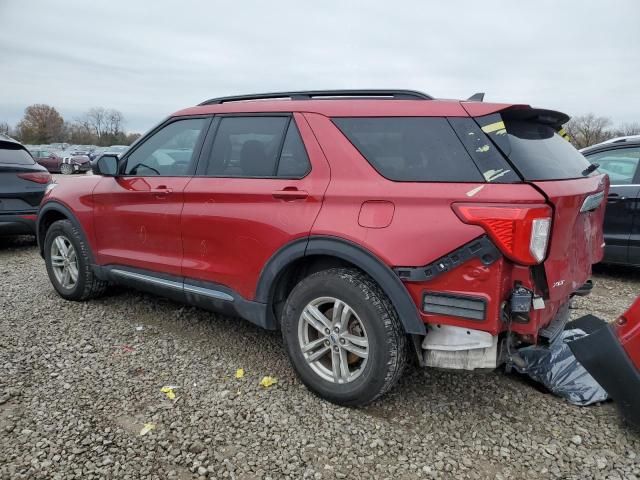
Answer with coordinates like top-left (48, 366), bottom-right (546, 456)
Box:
top-left (281, 268), bottom-right (407, 406)
top-left (44, 219), bottom-right (107, 301)
top-left (60, 163), bottom-right (73, 175)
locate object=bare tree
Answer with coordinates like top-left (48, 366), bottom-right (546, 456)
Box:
top-left (565, 114), bottom-right (614, 149)
top-left (611, 122), bottom-right (640, 138)
top-left (16, 104), bottom-right (65, 144)
top-left (78, 107), bottom-right (126, 145)
top-left (0, 121), bottom-right (10, 136)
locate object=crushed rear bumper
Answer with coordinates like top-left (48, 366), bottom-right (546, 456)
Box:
top-left (567, 314), bottom-right (640, 429)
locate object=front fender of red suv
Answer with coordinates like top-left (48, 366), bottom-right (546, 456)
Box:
top-left (37, 176), bottom-right (101, 259)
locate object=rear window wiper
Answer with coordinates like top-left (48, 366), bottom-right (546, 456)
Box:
top-left (582, 163), bottom-right (599, 176)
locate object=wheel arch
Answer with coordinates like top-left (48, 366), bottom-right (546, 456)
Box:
top-left (256, 236), bottom-right (427, 335)
top-left (37, 201), bottom-right (95, 264)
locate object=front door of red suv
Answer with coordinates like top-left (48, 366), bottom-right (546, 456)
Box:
top-left (92, 117), bottom-right (211, 276)
top-left (181, 113), bottom-right (330, 300)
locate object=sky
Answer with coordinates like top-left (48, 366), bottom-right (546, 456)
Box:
top-left (1, 0), bottom-right (639, 134)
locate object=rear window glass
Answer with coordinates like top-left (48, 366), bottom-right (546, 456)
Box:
top-left (0, 144), bottom-right (35, 165)
top-left (333, 117), bottom-right (485, 182)
top-left (478, 115), bottom-right (592, 181)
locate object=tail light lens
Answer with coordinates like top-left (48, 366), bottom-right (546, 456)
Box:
top-left (17, 172), bottom-right (52, 184)
top-left (453, 203), bottom-right (552, 265)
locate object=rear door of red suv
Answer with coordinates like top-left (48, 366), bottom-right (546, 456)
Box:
top-left (180, 113), bottom-right (330, 300)
top-left (469, 106), bottom-right (608, 304)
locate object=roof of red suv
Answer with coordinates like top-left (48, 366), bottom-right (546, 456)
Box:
top-left (173, 90), bottom-right (526, 118)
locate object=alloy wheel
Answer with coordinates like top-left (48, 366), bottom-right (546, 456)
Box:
top-left (297, 296), bottom-right (369, 384)
top-left (50, 235), bottom-right (79, 289)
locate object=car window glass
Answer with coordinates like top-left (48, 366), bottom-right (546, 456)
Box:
top-left (448, 117), bottom-right (520, 183)
top-left (124, 118), bottom-right (206, 176)
top-left (333, 117), bottom-right (485, 182)
top-left (276, 121), bottom-right (311, 177)
top-left (206, 116), bottom-right (289, 177)
top-left (586, 149), bottom-right (640, 185)
top-left (477, 115), bottom-right (591, 181)
top-left (0, 145), bottom-right (35, 165)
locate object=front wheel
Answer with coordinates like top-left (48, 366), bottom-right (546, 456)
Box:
top-left (281, 268), bottom-right (407, 406)
top-left (60, 163), bottom-right (74, 175)
top-left (44, 219), bottom-right (107, 300)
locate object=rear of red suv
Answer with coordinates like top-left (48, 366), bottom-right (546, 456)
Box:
top-left (37, 90), bottom-right (632, 415)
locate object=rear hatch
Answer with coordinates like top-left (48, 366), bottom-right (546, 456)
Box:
top-left (471, 107), bottom-right (608, 300)
top-left (0, 141), bottom-right (51, 212)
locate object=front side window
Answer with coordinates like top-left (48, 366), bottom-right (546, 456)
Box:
top-left (124, 118), bottom-right (206, 176)
top-left (332, 117), bottom-right (485, 182)
top-left (586, 148), bottom-right (640, 185)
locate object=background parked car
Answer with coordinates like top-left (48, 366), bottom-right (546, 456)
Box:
top-left (31, 149), bottom-right (91, 175)
top-left (582, 137), bottom-right (640, 266)
top-left (0, 134), bottom-right (51, 236)
top-left (105, 145), bottom-right (129, 156)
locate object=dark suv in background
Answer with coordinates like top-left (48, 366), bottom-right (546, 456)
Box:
top-left (0, 134), bottom-right (51, 236)
top-left (582, 137), bottom-right (640, 266)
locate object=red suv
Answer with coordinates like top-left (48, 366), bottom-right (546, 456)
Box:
top-left (36, 90), bottom-right (638, 409)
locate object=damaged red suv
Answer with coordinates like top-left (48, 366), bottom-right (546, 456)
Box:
top-left (36, 90), bottom-right (639, 418)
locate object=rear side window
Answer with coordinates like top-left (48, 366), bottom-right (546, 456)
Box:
top-left (0, 144), bottom-right (35, 165)
top-left (332, 117), bottom-right (485, 182)
top-left (585, 148), bottom-right (640, 185)
top-left (206, 116), bottom-right (310, 178)
top-left (477, 114), bottom-right (591, 181)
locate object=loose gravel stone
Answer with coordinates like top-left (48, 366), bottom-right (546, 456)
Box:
top-left (1, 236), bottom-right (639, 479)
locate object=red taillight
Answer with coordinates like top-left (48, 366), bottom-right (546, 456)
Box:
top-left (17, 172), bottom-right (52, 184)
top-left (453, 203), bottom-right (552, 265)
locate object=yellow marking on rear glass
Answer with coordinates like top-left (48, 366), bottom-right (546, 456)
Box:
top-left (481, 121), bottom-right (506, 134)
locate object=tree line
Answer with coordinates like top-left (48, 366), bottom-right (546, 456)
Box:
top-left (0, 104), bottom-right (141, 146)
top-left (565, 114), bottom-right (640, 149)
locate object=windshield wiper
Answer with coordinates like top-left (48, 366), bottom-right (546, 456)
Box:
top-left (582, 163), bottom-right (599, 176)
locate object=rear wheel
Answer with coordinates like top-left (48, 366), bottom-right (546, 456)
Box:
top-left (44, 219), bottom-right (107, 300)
top-left (60, 163), bottom-right (73, 175)
top-left (281, 268), bottom-right (407, 406)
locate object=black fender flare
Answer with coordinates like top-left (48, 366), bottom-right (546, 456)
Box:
top-left (256, 236), bottom-right (427, 335)
top-left (37, 201), bottom-right (96, 265)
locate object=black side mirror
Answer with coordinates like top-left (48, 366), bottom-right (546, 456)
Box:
top-left (93, 154), bottom-right (119, 176)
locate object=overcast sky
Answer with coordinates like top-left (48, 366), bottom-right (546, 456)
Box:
top-left (1, 0), bottom-right (639, 134)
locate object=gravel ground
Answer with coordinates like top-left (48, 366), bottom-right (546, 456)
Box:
top-left (0, 236), bottom-right (638, 480)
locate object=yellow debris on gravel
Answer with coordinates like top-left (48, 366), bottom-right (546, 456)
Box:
top-left (139, 423), bottom-right (155, 436)
top-left (160, 386), bottom-right (176, 400)
top-left (259, 376), bottom-right (277, 388)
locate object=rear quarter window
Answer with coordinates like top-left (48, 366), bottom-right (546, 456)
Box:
top-left (0, 144), bottom-right (35, 165)
top-left (332, 117), bottom-right (485, 182)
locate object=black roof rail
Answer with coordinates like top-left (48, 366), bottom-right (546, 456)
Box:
top-left (199, 89), bottom-right (433, 105)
